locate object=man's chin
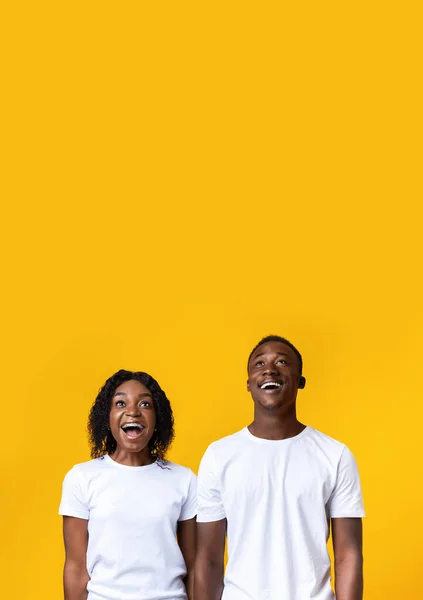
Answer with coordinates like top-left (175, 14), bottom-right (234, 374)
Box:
top-left (257, 397), bottom-right (285, 411)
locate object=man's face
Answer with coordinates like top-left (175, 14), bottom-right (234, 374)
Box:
top-left (247, 341), bottom-right (301, 412)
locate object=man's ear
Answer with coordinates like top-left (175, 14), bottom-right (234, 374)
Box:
top-left (247, 379), bottom-right (251, 392)
top-left (298, 376), bottom-right (306, 390)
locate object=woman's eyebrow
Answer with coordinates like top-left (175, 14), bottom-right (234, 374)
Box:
top-left (113, 391), bottom-right (152, 398)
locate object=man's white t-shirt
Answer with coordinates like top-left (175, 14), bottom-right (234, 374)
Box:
top-left (59, 455), bottom-right (197, 600)
top-left (197, 426), bottom-right (364, 600)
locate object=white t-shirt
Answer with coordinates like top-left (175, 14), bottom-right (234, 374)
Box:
top-left (197, 426), bottom-right (364, 600)
top-left (59, 455), bottom-right (197, 600)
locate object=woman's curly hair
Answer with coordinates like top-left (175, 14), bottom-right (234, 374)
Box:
top-left (88, 369), bottom-right (174, 460)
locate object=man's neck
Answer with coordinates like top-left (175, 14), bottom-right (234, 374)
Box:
top-left (249, 411), bottom-right (306, 440)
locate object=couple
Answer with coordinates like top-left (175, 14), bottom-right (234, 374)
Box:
top-left (59, 335), bottom-right (364, 600)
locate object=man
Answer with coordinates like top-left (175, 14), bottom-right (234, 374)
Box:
top-left (195, 335), bottom-right (364, 600)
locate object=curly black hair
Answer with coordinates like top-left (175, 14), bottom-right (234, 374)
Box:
top-left (88, 370), bottom-right (174, 460)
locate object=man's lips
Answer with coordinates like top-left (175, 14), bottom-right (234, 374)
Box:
top-left (258, 379), bottom-right (284, 390)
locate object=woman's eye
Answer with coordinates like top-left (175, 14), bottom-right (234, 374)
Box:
top-left (140, 401), bottom-right (150, 407)
top-left (116, 400), bottom-right (125, 407)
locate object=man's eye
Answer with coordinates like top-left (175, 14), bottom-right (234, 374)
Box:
top-left (277, 359), bottom-right (287, 365)
top-left (255, 361), bottom-right (264, 367)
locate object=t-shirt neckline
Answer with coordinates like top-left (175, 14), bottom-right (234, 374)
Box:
top-left (102, 454), bottom-right (159, 471)
top-left (243, 425), bottom-right (310, 444)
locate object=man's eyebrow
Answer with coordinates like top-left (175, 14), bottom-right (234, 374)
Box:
top-left (113, 391), bottom-right (153, 398)
top-left (251, 351), bottom-right (291, 360)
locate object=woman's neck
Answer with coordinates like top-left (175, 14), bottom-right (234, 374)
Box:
top-left (109, 447), bottom-right (154, 466)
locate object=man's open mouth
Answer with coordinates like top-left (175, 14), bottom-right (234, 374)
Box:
top-left (121, 423), bottom-right (145, 438)
top-left (259, 381), bottom-right (283, 390)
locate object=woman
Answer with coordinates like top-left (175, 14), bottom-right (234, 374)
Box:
top-left (59, 370), bottom-right (196, 600)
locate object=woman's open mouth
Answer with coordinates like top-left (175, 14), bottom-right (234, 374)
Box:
top-left (121, 423), bottom-right (145, 439)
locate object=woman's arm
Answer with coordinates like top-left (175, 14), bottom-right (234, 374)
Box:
top-left (63, 516), bottom-right (90, 600)
top-left (177, 517), bottom-right (197, 600)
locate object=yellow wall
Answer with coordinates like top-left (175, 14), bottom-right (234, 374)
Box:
top-left (1, 2), bottom-right (421, 599)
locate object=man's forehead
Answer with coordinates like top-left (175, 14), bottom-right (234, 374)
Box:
top-left (250, 341), bottom-right (297, 360)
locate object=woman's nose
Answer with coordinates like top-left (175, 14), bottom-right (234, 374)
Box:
top-left (125, 404), bottom-right (141, 416)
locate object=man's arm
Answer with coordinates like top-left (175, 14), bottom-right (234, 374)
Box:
top-left (177, 517), bottom-right (197, 600)
top-left (332, 517), bottom-right (363, 600)
top-left (63, 516), bottom-right (90, 600)
top-left (194, 519), bottom-right (226, 600)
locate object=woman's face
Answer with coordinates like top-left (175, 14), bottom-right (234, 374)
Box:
top-left (109, 379), bottom-right (157, 455)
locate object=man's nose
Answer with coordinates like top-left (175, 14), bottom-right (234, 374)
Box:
top-left (263, 364), bottom-right (278, 375)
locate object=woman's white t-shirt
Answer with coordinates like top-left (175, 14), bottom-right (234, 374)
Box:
top-left (197, 426), bottom-right (365, 600)
top-left (59, 455), bottom-right (197, 600)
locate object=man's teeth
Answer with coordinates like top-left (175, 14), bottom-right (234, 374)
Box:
top-left (260, 381), bottom-right (282, 389)
top-left (122, 423), bottom-right (143, 430)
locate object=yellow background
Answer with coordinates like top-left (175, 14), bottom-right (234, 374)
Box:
top-left (0, 2), bottom-right (421, 598)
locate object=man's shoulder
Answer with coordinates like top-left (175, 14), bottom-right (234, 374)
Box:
top-left (306, 426), bottom-right (345, 446)
top-left (304, 427), bottom-right (349, 460)
top-left (203, 428), bottom-right (248, 456)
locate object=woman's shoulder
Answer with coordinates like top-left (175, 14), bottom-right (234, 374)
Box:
top-left (63, 456), bottom-right (109, 479)
top-left (156, 460), bottom-right (196, 480)
top-left (156, 461), bottom-right (196, 509)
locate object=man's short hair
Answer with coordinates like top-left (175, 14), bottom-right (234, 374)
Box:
top-left (247, 335), bottom-right (303, 375)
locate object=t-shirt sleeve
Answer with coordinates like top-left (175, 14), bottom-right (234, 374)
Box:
top-left (179, 469), bottom-right (197, 521)
top-left (58, 465), bottom-right (89, 520)
top-left (328, 446), bottom-right (365, 518)
top-left (197, 445), bottom-right (226, 523)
